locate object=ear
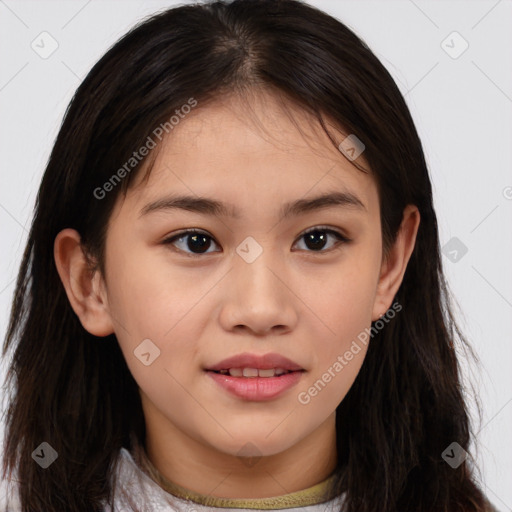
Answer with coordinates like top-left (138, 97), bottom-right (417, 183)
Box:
top-left (372, 205), bottom-right (420, 321)
top-left (54, 228), bottom-right (115, 336)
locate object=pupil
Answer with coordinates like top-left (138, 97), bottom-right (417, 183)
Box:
top-left (188, 234), bottom-right (210, 253)
top-left (305, 231), bottom-right (326, 250)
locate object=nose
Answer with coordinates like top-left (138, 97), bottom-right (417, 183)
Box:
top-left (218, 243), bottom-right (299, 336)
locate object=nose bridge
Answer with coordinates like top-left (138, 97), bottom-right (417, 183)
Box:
top-left (220, 234), bottom-right (297, 333)
top-left (234, 234), bottom-right (282, 299)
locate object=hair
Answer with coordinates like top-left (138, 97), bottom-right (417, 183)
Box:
top-left (1, 0), bottom-right (493, 511)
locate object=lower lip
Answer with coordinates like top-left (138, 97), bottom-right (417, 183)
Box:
top-left (206, 370), bottom-right (304, 401)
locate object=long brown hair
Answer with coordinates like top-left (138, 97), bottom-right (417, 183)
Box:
top-left (2, 1), bottom-right (492, 510)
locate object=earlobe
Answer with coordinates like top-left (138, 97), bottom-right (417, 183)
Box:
top-left (371, 205), bottom-right (420, 321)
top-left (53, 228), bottom-right (115, 337)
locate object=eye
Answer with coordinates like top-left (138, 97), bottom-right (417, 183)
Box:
top-left (293, 226), bottom-right (350, 253)
top-left (162, 229), bottom-right (220, 256)
top-left (162, 226), bottom-right (350, 257)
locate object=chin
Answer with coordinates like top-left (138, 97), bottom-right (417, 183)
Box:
top-left (207, 432), bottom-right (299, 460)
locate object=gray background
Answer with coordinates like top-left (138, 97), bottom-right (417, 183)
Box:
top-left (1, 0), bottom-right (511, 509)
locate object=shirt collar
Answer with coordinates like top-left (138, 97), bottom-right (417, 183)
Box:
top-left (129, 440), bottom-right (342, 510)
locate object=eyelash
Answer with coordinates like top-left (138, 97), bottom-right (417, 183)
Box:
top-left (161, 225), bottom-right (351, 258)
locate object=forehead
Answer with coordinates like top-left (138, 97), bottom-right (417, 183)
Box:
top-left (118, 91), bottom-right (378, 221)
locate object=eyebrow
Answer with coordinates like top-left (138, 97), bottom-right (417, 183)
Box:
top-left (139, 190), bottom-right (366, 220)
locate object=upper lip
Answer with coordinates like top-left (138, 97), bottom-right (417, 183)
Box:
top-left (205, 352), bottom-right (304, 372)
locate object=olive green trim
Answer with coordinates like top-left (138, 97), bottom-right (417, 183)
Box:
top-left (133, 443), bottom-right (340, 509)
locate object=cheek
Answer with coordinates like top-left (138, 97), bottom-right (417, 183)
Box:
top-left (103, 244), bottom-right (209, 396)
top-left (294, 245), bottom-right (380, 405)
top-left (302, 244), bottom-right (380, 336)
top-left (106, 242), bottom-right (208, 337)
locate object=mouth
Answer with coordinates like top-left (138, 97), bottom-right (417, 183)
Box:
top-left (205, 369), bottom-right (304, 401)
top-left (205, 351), bottom-right (304, 374)
top-left (204, 353), bottom-right (305, 401)
top-left (207, 367), bottom-right (304, 378)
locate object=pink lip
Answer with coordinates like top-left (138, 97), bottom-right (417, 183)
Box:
top-left (206, 370), bottom-right (304, 401)
top-left (205, 352), bottom-right (303, 372)
top-left (204, 352), bottom-right (305, 401)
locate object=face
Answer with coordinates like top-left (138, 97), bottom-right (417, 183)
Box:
top-left (100, 92), bottom-right (384, 459)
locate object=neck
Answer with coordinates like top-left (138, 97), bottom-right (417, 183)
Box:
top-left (142, 408), bottom-right (338, 499)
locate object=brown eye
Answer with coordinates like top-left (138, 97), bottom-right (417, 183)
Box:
top-left (294, 227), bottom-right (350, 252)
top-left (162, 230), bottom-right (220, 256)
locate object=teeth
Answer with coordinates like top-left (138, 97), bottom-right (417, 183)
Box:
top-left (219, 367), bottom-right (291, 378)
top-left (242, 368), bottom-right (259, 377)
top-left (258, 368), bottom-right (276, 377)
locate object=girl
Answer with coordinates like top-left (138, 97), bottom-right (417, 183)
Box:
top-left (0, 0), bottom-right (499, 510)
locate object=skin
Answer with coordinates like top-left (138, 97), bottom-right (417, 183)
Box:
top-left (54, 90), bottom-right (420, 499)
